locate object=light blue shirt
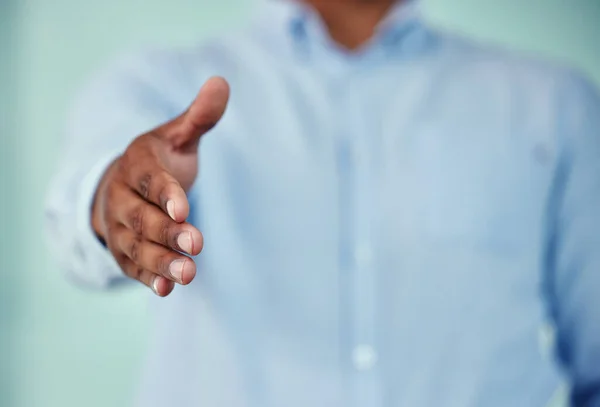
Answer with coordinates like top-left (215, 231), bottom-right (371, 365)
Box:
top-left (45, 1), bottom-right (600, 406)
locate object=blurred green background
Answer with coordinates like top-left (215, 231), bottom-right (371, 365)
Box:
top-left (1, 0), bottom-right (599, 406)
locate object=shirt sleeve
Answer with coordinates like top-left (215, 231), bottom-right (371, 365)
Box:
top-left (44, 50), bottom-right (189, 289)
top-left (548, 72), bottom-right (600, 406)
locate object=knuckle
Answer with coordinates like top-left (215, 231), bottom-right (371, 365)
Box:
top-left (122, 136), bottom-right (151, 170)
top-left (157, 254), bottom-right (171, 275)
top-left (158, 220), bottom-right (172, 246)
top-left (138, 172), bottom-right (152, 199)
top-left (129, 204), bottom-right (145, 235)
top-left (129, 238), bottom-right (142, 262)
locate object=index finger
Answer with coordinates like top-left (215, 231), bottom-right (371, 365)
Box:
top-left (119, 138), bottom-right (189, 222)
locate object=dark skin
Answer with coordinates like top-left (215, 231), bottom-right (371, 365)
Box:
top-left (309, 0), bottom-right (398, 49)
top-left (92, 0), bottom-right (400, 296)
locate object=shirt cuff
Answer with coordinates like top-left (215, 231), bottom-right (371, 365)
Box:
top-left (74, 152), bottom-right (124, 286)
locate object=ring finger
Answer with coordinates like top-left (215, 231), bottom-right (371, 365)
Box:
top-left (113, 226), bottom-right (197, 285)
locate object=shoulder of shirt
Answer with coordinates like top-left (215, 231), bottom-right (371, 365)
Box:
top-left (84, 23), bottom-right (599, 108)
top-left (93, 23), bottom-right (269, 81)
top-left (430, 27), bottom-right (598, 96)
top-left (71, 25), bottom-right (266, 112)
top-left (431, 28), bottom-right (600, 148)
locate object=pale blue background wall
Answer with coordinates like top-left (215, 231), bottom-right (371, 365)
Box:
top-left (1, 2), bottom-right (20, 407)
top-left (1, 0), bottom-right (599, 406)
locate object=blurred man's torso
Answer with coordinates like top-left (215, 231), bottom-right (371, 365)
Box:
top-left (117, 2), bottom-right (595, 406)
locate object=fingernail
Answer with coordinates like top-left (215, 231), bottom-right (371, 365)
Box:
top-left (166, 200), bottom-right (176, 220)
top-left (169, 259), bottom-right (186, 283)
top-left (152, 277), bottom-right (160, 295)
top-left (177, 232), bottom-right (193, 254)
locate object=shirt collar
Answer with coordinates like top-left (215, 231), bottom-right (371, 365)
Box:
top-left (378, 0), bottom-right (421, 33)
top-left (257, 0), bottom-right (427, 56)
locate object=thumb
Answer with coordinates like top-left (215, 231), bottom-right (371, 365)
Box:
top-left (167, 76), bottom-right (230, 149)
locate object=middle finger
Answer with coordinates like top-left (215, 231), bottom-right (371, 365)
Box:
top-left (111, 182), bottom-right (203, 255)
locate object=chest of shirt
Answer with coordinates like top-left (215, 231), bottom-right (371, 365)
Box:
top-left (197, 63), bottom-right (555, 251)
top-left (188, 64), bottom-right (554, 332)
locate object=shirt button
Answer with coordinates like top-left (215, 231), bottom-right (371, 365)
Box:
top-left (352, 345), bottom-right (378, 371)
top-left (354, 245), bottom-right (373, 267)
